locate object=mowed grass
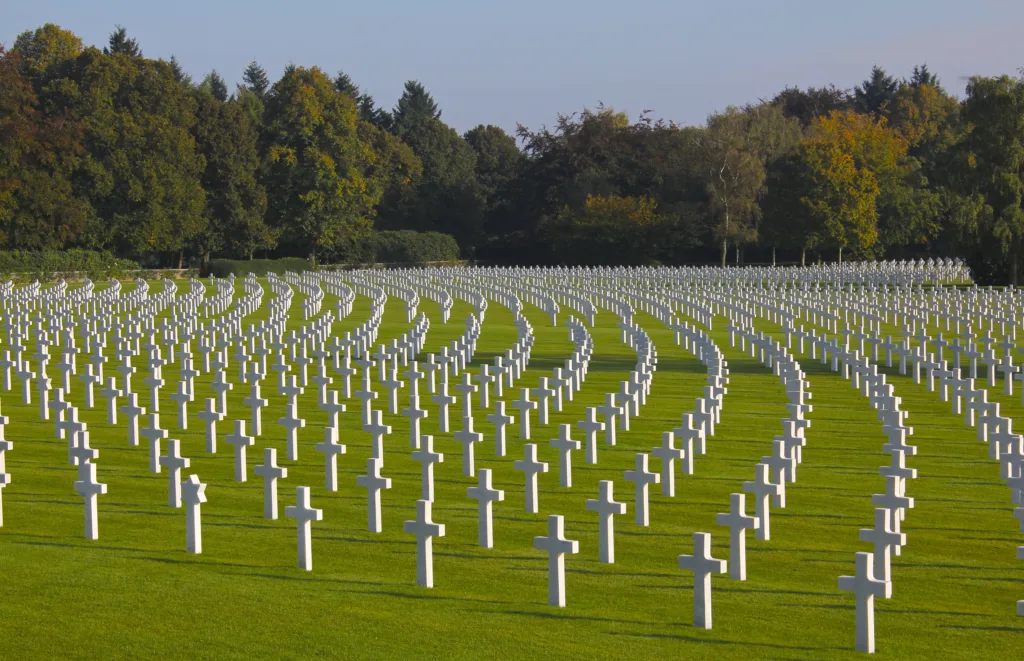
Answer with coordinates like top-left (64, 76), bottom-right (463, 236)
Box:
top-left (0, 278), bottom-right (1020, 660)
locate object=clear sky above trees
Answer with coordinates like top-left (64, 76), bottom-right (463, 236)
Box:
top-left (5, 0), bottom-right (1022, 133)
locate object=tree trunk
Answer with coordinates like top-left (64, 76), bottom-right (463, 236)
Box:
top-left (772, 246), bottom-right (776, 267)
top-left (177, 250), bottom-right (183, 270)
top-left (1014, 252), bottom-right (1019, 286)
top-left (838, 246), bottom-right (843, 265)
top-left (800, 247), bottom-right (806, 267)
top-left (735, 245), bottom-right (740, 266)
top-left (720, 238), bottom-right (727, 268)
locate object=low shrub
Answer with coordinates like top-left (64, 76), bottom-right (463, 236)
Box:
top-left (0, 250), bottom-right (140, 280)
top-left (207, 257), bottom-right (313, 277)
top-left (335, 230), bottom-right (461, 265)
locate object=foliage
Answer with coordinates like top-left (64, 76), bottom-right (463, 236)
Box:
top-left (6, 24), bottom-right (1024, 281)
top-left (207, 256), bottom-right (311, 277)
top-left (540, 194), bottom-right (665, 265)
top-left (334, 229), bottom-right (460, 264)
top-left (261, 65), bottom-right (380, 264)
top-left (0, 248), bottom-right (138, 277)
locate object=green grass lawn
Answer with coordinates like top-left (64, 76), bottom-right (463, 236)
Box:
top-left (0, 277), bottom-right (1020, 660)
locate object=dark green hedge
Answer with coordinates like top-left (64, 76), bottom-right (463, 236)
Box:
top-left (207, 257), bottom-right (313, 278)
top-left (202, 256), bottom-right (307, 276)
top-left (0, 250), bottom-right (140, 278)
top-left (342, 230), bottom-right (461, 264)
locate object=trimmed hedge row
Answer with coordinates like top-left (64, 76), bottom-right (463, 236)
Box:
top-left (0, 250), bottom-right (140, 279)
top-left (343, 231), bottom-right (461, 264)
top-left (207, 257), bottom-right (313, 278)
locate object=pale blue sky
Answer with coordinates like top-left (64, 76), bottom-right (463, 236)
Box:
top-left (6, 1), bottom-right (1022, 134)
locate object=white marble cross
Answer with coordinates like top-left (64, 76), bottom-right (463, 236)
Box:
top-left (838, 551), bottom-right (891, 653)
top-left (514, 443), bottom-right (549, 513)
top-left (119, 392), bottom-right (145, 447)
top-left (224, 419), bottom-right (255, 482)
top-left (453, 416), bottom-right (483, 477)
top-left (652, 431), bottom-right (684, 497)
top-left (454, 372), bottom-right (477, 419)
top-left (411, 434), bottom-right (444, 501)
top-left (315, 427), bottom-right (347, 492)
top-left (585, 480), bottom-right (626, 563)
top-left (596, 393), bottom-right (621, 446)
top-left (624, 452), bottom-right (660, 526)
top-left (533, 514), bottom-right (579, 607)
top-left (858, 507), bottom-right (904, 584)
top-left (743, 463), bottom-right (781, 540)
top-left (254, 447), bottom-right (287, 520)
top-left (181, 474), bottom-right (207, 554)
top-left (486, 401), bottom-right (514, 457)
top-left (363, 409), bottom-right (391, 467)
top-left (197, 398), bottom-right (224, 453)
top-left (73, 461), bottom-right (107, 540)
top-left (356, 457), bottom-right (391, 533)
top-left (277, 404), bottom-right (306, 462)
top-left (158, 439), bottom-right (191, 508)
top-left (404, 499), bottom-right (445, 588)
top-left (677, 532), bottom-right (728, 629)
top-left (467, 468), bottom-right (504, 548)
top-left (285, 486), bottom-right (323, 571)
top-left (715, 493), bottom-right (759, 580)
top-left (431, 382), bottom-right (456, 433)
top-left (512, 388), bottom-right (538, 440)
top-left (140, 413), bottom-right (168, 474)
top-left (0, 436), bottom-right (11, 527)
top-left (549, 424), bottom-right (581, 488)
top-left (577, 407), bottom-right (605, 465)
top-left (402, 396), bottom-right (429, 450)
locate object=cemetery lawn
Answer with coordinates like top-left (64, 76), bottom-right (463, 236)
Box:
top-left (0, 279), bottom-right (1021, 660)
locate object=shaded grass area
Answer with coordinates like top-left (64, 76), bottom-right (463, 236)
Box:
top-left (0, 280), bottom-right (1019, 659)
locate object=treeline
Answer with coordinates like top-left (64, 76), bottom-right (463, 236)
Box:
top-left (2, 25), bottom-right (1024, 282)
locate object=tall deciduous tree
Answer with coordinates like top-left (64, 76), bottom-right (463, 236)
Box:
top-left (381, 117), bottom-right (483, 252)
top-left (261, 66), bottom-right (381, 264)
top-left (71, 46), bottom-right (207, 263)
top-left (192, 91), bottom-right (272, 261)
top-left (694, 104), bottom-right (801, 265)
top-left (952, 75), bottom-right (1024, 283)
top-left (0, 46), bottom-right (89, 250)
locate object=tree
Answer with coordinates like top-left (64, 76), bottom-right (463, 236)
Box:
top-left (391, 80), bottom-right (440, 137)
top-left (541, 194), bottom-right (664, 265)
top-left (793, 111), bottom-right (913, 261)
top-left (0, 46), bottom-right (89, 250)
top-left (464, 125), bottom-right (522, 205)
top-left (951, 75), bottom-right (1024, 283)
top-left (334, 70), bottom-right (359, 98)
top-left (104, 25), bottom-right (141, 57)
top-left (169, 56), bottom-right (192, 86)
top-left (201, 70), bottom-right (229, 102)
top-left (909, 64), bottom-right (940, 90)
top-left (694, 104), bottom-right (802, 266)
top-left (261, 65), bottom-right (383, 264)
top-left (242, 61), bottom-right (270, 99)
top-left (192, 91), bottom-right (273, 261)
top-left (855, 65), bottom-right (898, 118)
top-left (70, 46), bottom-right (207, 263)
top-left (773, 85), bottom-right (851, 127)
top-left (380, 117), bottom-right (483, 252)
top-left (12, 24), bottom-right (83, 81)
